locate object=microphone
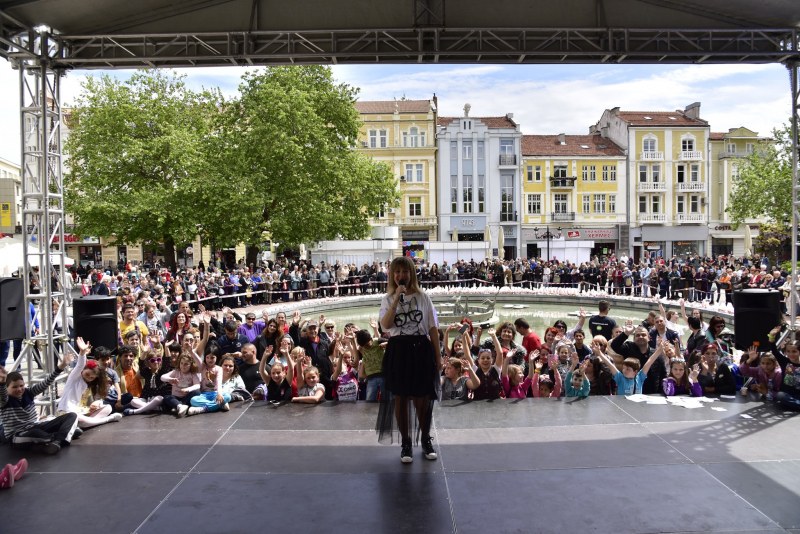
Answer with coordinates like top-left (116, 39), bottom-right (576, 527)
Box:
top-left (398, 280), bottom-right (406, 304)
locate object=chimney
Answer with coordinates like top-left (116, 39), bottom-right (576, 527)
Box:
top-left (684, 102), bottom-right (701, 119)
top-left (557, 133), bottom-right (566, 145)
top-left (610, 106), bottom-right (620, 115)
top-left (432, 93), bottom-right (438, 111)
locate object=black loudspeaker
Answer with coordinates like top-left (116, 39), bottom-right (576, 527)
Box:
top-left (0, 278), bottom-right (25, 341)
top-left (732, 289), bottom-right (782, 350)
top-left (74, 296), bottom-right (119, 350)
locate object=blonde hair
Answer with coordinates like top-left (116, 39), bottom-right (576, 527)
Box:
top-left (386, 257), bottom-right (420, 296)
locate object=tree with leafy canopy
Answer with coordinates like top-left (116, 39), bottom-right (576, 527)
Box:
top-left (727, 124), bottom-right (794, 259)
top-left (211, 66), bottom-right (397, 264)
top-left (64, 70), bottom-right (222, 271)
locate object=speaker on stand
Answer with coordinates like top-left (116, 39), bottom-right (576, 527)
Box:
top-left (73, 296), bottom-right (119, 350)
top-left (732, 289), bottom-right (783, 350)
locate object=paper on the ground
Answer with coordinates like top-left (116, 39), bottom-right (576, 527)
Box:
top-left (625, 394), bottom-right (650, 402)
top-left (625, 394), bottom-right (719, 409)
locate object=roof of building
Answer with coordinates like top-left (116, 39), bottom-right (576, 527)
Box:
top-left (614, 110), bottom-right (707, 127)
top-left (521, 134), bottom-right (625, 157)
top-left (355, 100), bottom-right (432, 114)
top-left (437, 116), bottom-right (518, 128)
top-left (710, 132), bottom-right (727, 141)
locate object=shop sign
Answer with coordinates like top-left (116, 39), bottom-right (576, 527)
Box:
top-left (564, 228), bottom-right (618, 240)
top-left (54, 234), bottom-right (100, 244)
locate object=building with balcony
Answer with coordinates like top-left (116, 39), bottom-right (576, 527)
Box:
top-left (0, 157), bottom-right (22, 235)
top-left (437, 106), bottom-right (522, 259)
top-left (593, 102), bottom-right (711, 260)
top-left (355, 98), bottom-right (438, 260)
top-left (520, 133), bottom-right (626, 261)
top-left (709, 127), bottom-right (770, 257)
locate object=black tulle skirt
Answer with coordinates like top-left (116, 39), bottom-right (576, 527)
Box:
top-left (376, 334), bottom-right (438, 443)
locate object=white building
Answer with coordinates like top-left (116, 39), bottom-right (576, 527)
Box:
top-left (0, 157), bottom-right (22, 235)
top-left (437, 106), bottom-right (523, 259)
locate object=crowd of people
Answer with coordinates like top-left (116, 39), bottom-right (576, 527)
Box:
top-left (69, 251), bottom-right (796, 312)
top-left (1, 253), bottom-right (799, 469)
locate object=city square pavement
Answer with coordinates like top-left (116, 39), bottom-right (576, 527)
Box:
top-left (2, 394), bottom-right (798, 533)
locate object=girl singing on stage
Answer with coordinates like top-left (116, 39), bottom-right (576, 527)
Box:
top-left (377, 257), bottom-right (441, 464)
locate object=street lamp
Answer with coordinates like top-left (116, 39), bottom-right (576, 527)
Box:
top-left (533, 226), bottom-right (562, 261)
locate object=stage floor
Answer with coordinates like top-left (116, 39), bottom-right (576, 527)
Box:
top-left (2, 395), bottom-right (799, 534)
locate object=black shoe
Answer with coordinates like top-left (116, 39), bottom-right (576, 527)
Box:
top-left (72, 428), bottom-right (84, 440)
top-left (34, 441), bottom-right (61, 455)
top-left (400, 440), bottom-right (413, 464)
top-left (421, 436), bottom-right (437, 460)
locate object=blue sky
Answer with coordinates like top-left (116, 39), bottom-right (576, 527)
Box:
top-left (0, 60), bottom-right (790, 164)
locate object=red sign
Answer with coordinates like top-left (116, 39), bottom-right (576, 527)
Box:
top-left (53, 234), bottom-right (81, 243)
top-left (567, 230), bottom-right (581, 238)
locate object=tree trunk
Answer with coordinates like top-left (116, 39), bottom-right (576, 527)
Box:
top-left (245, 245), bottom-right (260, 268)
top-left (163, 234), bottom-right (177, 272)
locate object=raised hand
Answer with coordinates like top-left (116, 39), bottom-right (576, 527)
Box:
top-left (623, 320), bottom-right (635, 336)
top-left (76, 337), bottom-right (91, 353)
top-left (689, 364), bottom-right (700, 382)
top-left (292, 310), bottom-right (301, 324)
top-left (747, 345), bottom-right (759, 362)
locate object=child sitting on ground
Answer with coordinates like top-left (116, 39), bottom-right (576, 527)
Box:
top-left (740, 345), bottom-right (782, 401)
top-left (291, 354), bottom-right (325, 404)
top-left (597, 338), bottom-right (664, 395)
top-left (258, 347), bottom-right (295, 404)
top-left (0, 353), bottom-right (79, 455)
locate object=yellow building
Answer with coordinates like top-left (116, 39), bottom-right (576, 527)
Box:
top-left (520, 134), bottom-right (626, 260)
top-left (0, 157), bottom-right (21, 235)
top-left (708, 127), bottom-right (769, 257)
top-left (355, 98), bottom-right (437, 259)
top-left (594, 103), bottom-right (711, 260)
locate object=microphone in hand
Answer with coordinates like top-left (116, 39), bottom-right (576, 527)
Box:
top-left (398, 280), bottom-right (406, 304)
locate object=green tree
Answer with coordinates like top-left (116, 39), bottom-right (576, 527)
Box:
top-left (727, 124), bottom-right (793, 226)
top-left (64, 70), bottom-right (222, 270)
top-left (213, 66), bottom-right (397, 263)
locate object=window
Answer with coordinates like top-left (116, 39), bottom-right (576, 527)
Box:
top-left (534, 165), bottom-right (542, 181)
top-left (554, 193), bottom-right (568, 214)
top-left (676, 164), bottom-right (686, 183)
top-left (415, 163), bottom-right (424, 182)
top-left (676, 195), bottom-right (685, 213)
top-left (450, 176), bottom-right (458, 213)
top-left (726, 142), bottom-right (736, 153)
top-left (639, 196), bottom-right (647, 213)
top-left (500, 175), bottom-right (514, 219)
top-left (405, 164), bottom-right (414, 181)
top-left (463, 144), bottom-right (472, 160)
top-left (583, 194), bottom-right (590, 213)
top-left (639, 164), bottom-right (648, 182)
top-left (379, 129), bottom-right (387, 148)
top-left (690, 164), bottom-right (700, 182)
top-left (582, 165), bottom-right (588, 181)
top-left (682, 138), bottom-right (695, 151)
top-left (609, 194), bottom-right (616, 213)
top-left (369, 130), bottom-right (377, 148)
top-left (500, 139), bottom-right (514, 155)
top-left (408, 197), bottom-right (422, 217)
top-left (731, 163), bottom-right (740, 179)
top-left (527, 194), bottom-right (542, 215)
top-left (652, 164), bottom-right (660, 183)
top-left (477, 175), bottom-right (485, 213)
top-left (553, 164), bottom-right (567, 178)
top-left (450, 143), bottom-right (457, 160)
top-left (746, 143), bottom-right (754, 153)
top-left (527, 165), bottom-right (534, 182)
top-left (602, 165), bottom-right (616, 182)
top-left (403, 126), bottom-right (424, 147)
top-left (652, 196), bottom-right (660, 213)
top-left (477, 141), bottom-right (485, 159)
top-left (690, 195), bottom-right (700, 213)
top-left (643, 137), bottom-right (656, 152)
top-left (593, 194), bottom-right (606, 213)
top-left (377, 204), bottom-right (387, 218)
top-left (462, 175), bottom-right (473, 213)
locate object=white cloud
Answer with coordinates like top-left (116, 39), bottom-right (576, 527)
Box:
top-left (0, 60), bottom-right (790, 165)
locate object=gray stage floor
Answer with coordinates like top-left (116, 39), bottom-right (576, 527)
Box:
top-left (2, 395), bottom-right (799, 534)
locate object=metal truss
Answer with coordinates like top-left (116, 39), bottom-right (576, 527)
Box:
top-left (0, 26), bottom-right (796, 68)
top-left (15, 28), bottom-right (71, 414)
top-left (791, 60), bottom-right (799, 333)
